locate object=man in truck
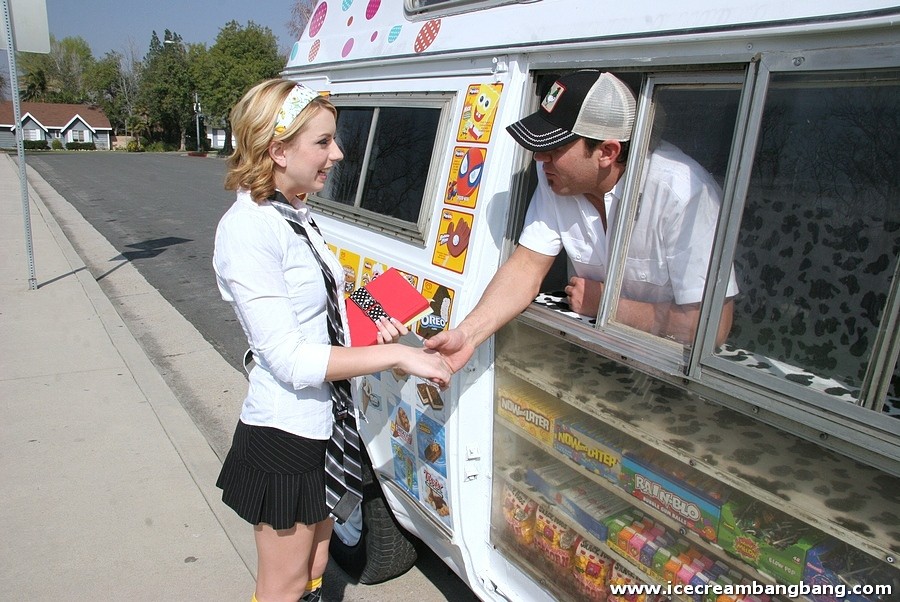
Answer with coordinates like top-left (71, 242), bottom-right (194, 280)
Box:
top-left (427, 70), bottom-right (738, 372)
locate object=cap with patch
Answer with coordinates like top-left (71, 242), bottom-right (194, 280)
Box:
top-left (506, 70), bottom-right (636, 151)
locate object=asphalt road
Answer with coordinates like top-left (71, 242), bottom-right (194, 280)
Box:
top-left (26, 151), bottom-right (480, 602)
top-left (26, 152), bottom-right (249, 372)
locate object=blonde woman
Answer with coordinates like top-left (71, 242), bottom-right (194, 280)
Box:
top-left (213, 79), bottom-right (450, 602)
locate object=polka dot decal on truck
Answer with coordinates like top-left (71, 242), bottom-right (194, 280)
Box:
top-left (288, 0), bottom-right (444, 66)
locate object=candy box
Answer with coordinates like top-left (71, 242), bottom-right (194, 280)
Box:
top-left (559, 481), bottom-right (630, 542)
top-left (525, 462), bottom-right (583, 505)
top-left (621, 455), bottom-right (726, 543)
top-left (553, 416), bottom-right (625, 484)
top-left (803, 539), bottom-right (899, 602)
top-left (497, 379), bottom-right (577, 446)
top-left (717, 495), bottom-right (828, 584)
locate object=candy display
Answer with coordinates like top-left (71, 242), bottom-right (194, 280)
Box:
top-left (718, 494), bottom-right (828, 584)
top-left (804, 540), bottom-right (900, 602)
top-left (572, 539), bottom-right (614, 601)
top-left (620, 454), bottom-right (727, 543)
top-left (502, 483), bottom-right (538, 547)
top-left (497, 378), bottom-right (577, 446)
top-left (534, 503), bottom-right (582, 571)
top-left (553, 415), bottom-right (627, 484)
top-left (492, 368), bottom-right (896, 602)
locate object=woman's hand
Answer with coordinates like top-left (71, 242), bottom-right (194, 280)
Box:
top-left (374, 316), bottom-right (409, 344)
top-left (396, 346), bottom-right (452, 389)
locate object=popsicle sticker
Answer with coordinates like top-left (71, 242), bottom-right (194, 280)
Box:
top-left (431, 209), bottom-right (472, 274)
top-left (445, 146), bottom-right (486, 209)
top-left (457, 83), bottom-right (503, 143)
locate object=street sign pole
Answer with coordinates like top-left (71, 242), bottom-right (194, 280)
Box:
top-left (2, 0), bottom-right (36, 289)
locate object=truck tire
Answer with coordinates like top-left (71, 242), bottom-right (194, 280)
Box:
top-left (329, 455), bottom-right (418, 584)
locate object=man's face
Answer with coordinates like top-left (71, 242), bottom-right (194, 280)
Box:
top-left (533, 138), bottom-right (605, 198)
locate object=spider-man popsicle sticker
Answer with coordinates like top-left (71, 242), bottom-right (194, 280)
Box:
top-left (445, 146), bottom-right (486, 209)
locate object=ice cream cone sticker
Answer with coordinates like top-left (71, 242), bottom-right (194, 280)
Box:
top-left (432, 209), bottom-right (472, 274)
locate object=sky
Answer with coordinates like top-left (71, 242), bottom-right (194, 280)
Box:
top-left (44, 0), bottom-right (298, 58)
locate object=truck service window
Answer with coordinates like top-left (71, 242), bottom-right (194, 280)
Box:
top-left (718, 69), bottom-right (900, 418)
top-left (610, 81), bottom-right (741, 349)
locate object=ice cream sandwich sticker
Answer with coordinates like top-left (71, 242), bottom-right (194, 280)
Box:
top-left (419, 464), bottom-right (452, 529)
top-left (416, 280), bottom-right (454, 339)
top-left (389, 400), bottom-right (414, 450)
top-left (445, 146), bottom-right (486, 209)
top-left (338, 248), bottom-right (361, 297)
top-left (431, 209), bottom-right (472, 274)
top-left (416, 411), bottom-right (447, 477)
top-left (457, 83), bottom-right (503, 143)
top-left (416, 381), bottom-right (445, 412)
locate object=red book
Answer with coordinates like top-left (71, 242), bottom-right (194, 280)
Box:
top-left (346, 268), bottom-right (433, 346)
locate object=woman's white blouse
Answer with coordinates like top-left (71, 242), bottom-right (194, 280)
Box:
top-left (213, 190), bottom-right (349, 440)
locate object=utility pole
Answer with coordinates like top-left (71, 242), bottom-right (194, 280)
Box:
top-left (193, 91), bottom-right (202, 152)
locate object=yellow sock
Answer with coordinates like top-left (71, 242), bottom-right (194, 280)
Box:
top-left (305, 576), bottom-right (323, 592)
top-left (251, 595), bottom-right (259, 602)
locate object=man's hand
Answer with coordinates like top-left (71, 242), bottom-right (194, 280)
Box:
top-left (424, 328), bottom-right (475, 374)
top-left (564, 276), bottom-right (603, 317)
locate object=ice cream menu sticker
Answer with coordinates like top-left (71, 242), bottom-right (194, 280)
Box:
top-left (416, 280), bottom-right (454, 340)
top-left (431, 208), bottom-right (472, 274)
top-left (445, 146), bottom-right (486, 210)
top-left (456, 83), bottom-right (503, 143)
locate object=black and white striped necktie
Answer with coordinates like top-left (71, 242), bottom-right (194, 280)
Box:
top-left (269, 192), bottom-right (363, 524)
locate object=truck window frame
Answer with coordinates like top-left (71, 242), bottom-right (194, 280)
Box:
top-left (518, 50), bottom-right (900, 472)
top-left (308, 92), bottom-right (454, 245)
top-left (404, 0), bottom-right (528, 20)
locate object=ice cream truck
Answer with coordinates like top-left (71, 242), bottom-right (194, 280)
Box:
top-left (283, 1), bottom-right (899, 600)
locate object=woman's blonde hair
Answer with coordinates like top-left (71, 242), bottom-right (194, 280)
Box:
top-left (224, 78), bottom-right (337, 202)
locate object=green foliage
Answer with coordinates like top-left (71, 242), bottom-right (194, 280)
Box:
top-left (200, 21), bottom-right (284, 153)
top-left (64, 142), bottom-right (97, 151)
top-left (125, 139), bottom-right (144, 152)
top-left (17, 35), bottom-right (95, 103)
top-left (138, 30), bottom-right (194, 148)
top-left (51, 138), bottom-right (64, 150)
top-left (144, 141), bottom-right (176, 152)
top-left (24, 140), bottom-right (49, 150)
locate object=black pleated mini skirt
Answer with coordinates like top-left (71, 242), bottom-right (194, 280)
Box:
top-left (216, 420), bottom-right (329, 530)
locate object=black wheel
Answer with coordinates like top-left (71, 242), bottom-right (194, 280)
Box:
top-left (329, 452), bottom-right (418, 584)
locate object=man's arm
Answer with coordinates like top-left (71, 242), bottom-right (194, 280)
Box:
top-left (568, 277), bottom-right (735, 346)
top-left (664, 298), bottom-right (734, 347)
top-left (566, 277), bottom-right (657, 333)
top-left (425, 245), bottom-right (556, 372)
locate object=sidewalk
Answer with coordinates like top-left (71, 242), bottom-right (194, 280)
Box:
top-left (0, 153), bottom-right (256, 599)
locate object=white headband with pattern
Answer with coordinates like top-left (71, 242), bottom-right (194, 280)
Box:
top-left (273, 84), bottom-right (319, 135)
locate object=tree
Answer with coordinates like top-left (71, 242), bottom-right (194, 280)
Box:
top-left (85, 41), bottom-right (143, 136)
top-left (17, 35), bottom-right (95, 103)
top-left (200, 21), bottom-right (283, 155)
top-left (138, 30), bottom-right (194, 149)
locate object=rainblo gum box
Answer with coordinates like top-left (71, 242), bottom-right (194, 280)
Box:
top-left (621, 454), bottom-right (726, 543)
